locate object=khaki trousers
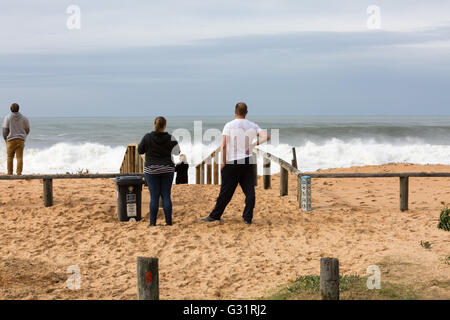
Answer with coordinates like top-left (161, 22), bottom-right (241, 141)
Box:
top-left (6, 139), bottom-right (25, 175)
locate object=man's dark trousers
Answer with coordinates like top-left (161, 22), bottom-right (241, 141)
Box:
top-left (209, 157), bottom-right (256, 222)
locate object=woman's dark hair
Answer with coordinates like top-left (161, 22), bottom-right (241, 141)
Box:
top-left (154, 116), bottom-right (167, 132)
top-left (10, 103), bottom-right (19, 113)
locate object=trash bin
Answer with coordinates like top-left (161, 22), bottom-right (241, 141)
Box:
top-left (114, 176), bottom-right (145, 222)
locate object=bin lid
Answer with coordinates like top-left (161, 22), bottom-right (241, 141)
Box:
top-left (114, 175), bottom-right (145, 185)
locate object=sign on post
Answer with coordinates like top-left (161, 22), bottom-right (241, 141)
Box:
top-left (300, 176), bottom-right (311, 212)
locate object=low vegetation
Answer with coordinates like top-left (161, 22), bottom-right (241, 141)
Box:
top-left (437, 206), bottom-right (450, 231)
top-left (266, 274), bottom-right (420, 300)
top-left (420, 241), bottom-right (432, 249)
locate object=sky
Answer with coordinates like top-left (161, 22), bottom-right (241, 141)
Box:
top-left (0, 0), bottom-right (449, 117)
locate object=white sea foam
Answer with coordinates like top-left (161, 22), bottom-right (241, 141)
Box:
top-left (1, 139), bottom-right (450, 182)
top-left (0, 143), bottom-right (126, 174)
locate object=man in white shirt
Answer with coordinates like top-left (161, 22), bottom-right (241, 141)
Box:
top-left (202, 102), bottom-right (270, 224)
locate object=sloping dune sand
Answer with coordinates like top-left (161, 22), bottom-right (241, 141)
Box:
top-left (0, 163), bottom-right (449, 299)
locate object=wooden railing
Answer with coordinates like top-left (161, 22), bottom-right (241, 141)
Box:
top-left (193, 146), bottom-right (450, 212)
top-left (120, 144), bottom-right (145, 174)
top-left (195, 146), bottom-right (222, 185)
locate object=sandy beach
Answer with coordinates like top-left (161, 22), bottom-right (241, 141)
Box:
top-left (0, 163), bottom-right (449, 300)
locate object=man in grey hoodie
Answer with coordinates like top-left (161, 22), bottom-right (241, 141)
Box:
top-left (2, 103), bottom-right (30, 175)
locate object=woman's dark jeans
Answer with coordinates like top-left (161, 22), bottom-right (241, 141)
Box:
top-left (145, 172), bottom-right (174, 225)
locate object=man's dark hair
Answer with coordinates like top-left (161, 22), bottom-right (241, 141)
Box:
top-left (10, 103), bottom-right (19, 113)
top-left (235, 102), bottom-right (248, 116)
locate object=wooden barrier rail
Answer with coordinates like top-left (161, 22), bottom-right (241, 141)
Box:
top-left (194, 146), bottom-right (450, 212)
top-left (120, 143), bottom-right (145, 174)
top-left (0, 173), bottom-right (144, 207)
top-left (195, 146), bottom-right (221, 185)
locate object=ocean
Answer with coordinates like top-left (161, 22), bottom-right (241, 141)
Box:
top-left (2, 115), bottom-right (450, 182)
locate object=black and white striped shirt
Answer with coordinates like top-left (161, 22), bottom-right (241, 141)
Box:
top-left (144, 164), bottom-right (175, 175)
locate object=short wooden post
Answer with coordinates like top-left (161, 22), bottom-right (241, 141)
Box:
top-left (280, 167), bottom-right (288, 196)
top-left (299, 176), bottom-right (311, 211)
top-left (137, 257), bottom-right (159, 300)
top-left (320, 257), bottom-right (339, 300)
top-left (196, 165), bottom-right (200, 184)
top-left (400, 176), bottom-right (409, 211)
top-left (263, 158), bottom-right (271, 189)
top-left (206, 158), bottom-right (212, 185)
top-left (200, 162), bottom-right (205, 185)
top-left (253, 161), bottom-right (258, 187)
top-left (292, 147), bottom-right (298, 169)
top-left (213, 152), bottom-right (219, 185)
top-left (43, 179), bottom-right (53, 207)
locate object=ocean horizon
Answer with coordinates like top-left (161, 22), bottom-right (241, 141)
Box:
top-left (2, 115), bottom-right (450, 182)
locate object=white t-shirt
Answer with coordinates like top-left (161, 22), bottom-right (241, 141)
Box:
top-left (222, 119), bottom-right (262, 162)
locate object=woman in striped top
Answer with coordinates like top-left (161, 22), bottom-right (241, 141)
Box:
top-left (138, 116), bottom-right (180, 226)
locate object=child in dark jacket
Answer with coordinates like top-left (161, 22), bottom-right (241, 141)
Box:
top-left (175, 154), bottom-right (189, 184)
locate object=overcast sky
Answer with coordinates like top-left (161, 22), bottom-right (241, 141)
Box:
top-left (0, 0), bottom-right (449, 117)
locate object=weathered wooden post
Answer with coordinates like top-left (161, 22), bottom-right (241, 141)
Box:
top-left (263, 158), bottom-right (271, 189)
top-left (43, 179), bottom-right (53, 207)
top-left (253, 160), bottom-right (258, 187)
top-left (137, 257), bottom-right (159, 300)
top-left (400, 176), bottom-right (409, 211)
top-left (320, 257), bottom-right (339, 300)
top-left (213, 152), bottom-right (219, 185)
top-left (292, 147), bottom-right (298, 169)
top-left (280, 167), bottom-right (288, 196)
top-left (200, 161), bottom-right (205, 185)
top-left (195, 165), bottom-right (200, 184)
top-left (206, 157), bottom-right (212, 185)
top-left (299, 175), bottom-right (311, 211)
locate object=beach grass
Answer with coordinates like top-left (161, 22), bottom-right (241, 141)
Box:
top-left (265, 274), bottom-right (421, 300)
top-left (437, 206), bottom-right (450, 231)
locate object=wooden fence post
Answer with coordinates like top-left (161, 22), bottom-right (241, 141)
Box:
top-left (137, 257), bottom-right (159, 300)
top-left (292, 147), bottom-right (298, 169)
top-left (253, 158), bottom-right (258, 187)
top-left (213, 152), bottom-right (219, 185)
top-left (206, 157), bottom-right (212, 185)
top-left (400, 176), bottom-right (409, 211)
top-left (263, 158), bottom-right (271, 189)
top-left (320, 257), bottom-right (339, 300)
top-left (280, 167), bottom-right (288, 196)
top-left (43, 179), bottom-right (53, 207)
top-left (196, 165), bottom-right (200, 184)
top-left (200, 162), bottom-right (205, 185)
top-left (299, 176), bottom-right (311, 211)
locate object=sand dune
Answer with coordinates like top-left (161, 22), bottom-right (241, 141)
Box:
top-left (0, 163), bottom-right (449, 299)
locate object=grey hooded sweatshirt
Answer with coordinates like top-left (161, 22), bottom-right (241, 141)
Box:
top-left (2, 112), bottom-right (30, 142)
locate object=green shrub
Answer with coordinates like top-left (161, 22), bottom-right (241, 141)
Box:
top-left (420, 241), bottom-right (431, 249)
top-left (438, 206), bottom-right (450, 231)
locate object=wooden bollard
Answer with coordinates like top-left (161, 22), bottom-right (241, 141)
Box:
top-left (292, 147), bottom-right (298, 169)
top-left (206, 158), bottom-right (212, 185)
top-left (320, 257), bottom-right (339, 300)
top-left (263, 158), bottom-right (271, 189)
top-left (400, 176), bottom-right (409, 211)
top-left (213, 152), bottom-right (219, 185)
top-left (137, 257), bottom-right (159, 300)
top-left (200, 162), bottom-right (205, 185)
top-left (299, 176), bottom-right (311, 211)
top-left (43, 179), bottom-right (53, 207)
top-left (280, 167), bottom-right (288, 196)
top-left (253, 162), bottom-right (258, 187)
top-left (195, 166), bottom-right (200, 184)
